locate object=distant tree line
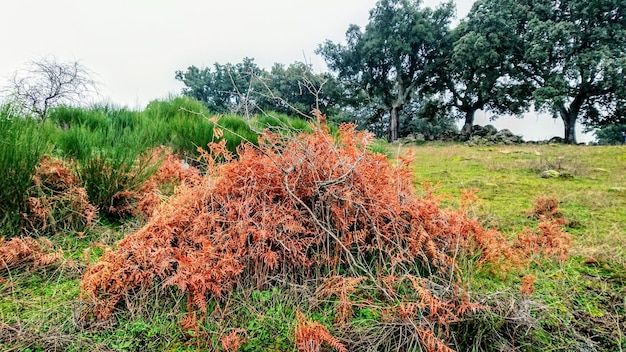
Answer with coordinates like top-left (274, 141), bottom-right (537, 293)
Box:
top-left (177, 0), bottom-right (626, 144)
top-left (175, 58), bottom-right (342, 119)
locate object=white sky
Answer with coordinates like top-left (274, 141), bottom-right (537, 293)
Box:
top-left (0, 0), bottom-right (593, 142)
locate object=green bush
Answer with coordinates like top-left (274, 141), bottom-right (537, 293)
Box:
top-left (49, 105), bottom-right (108, 131)
top-left (0, 105), bottom-right (52, 236)
top-left (252, 112), bottom-right (311, 133)
top-left (50, 105), bottom-right (159, 220)
top-left (143, 96), bottom-right (216, 156)
top-left (218, 114), bottom-right (259, 152)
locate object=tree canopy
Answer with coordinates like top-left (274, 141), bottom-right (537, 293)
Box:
top-left (175, 57), bottom-right (264, 116)
top-left (429, 0), bottom-right (534, 136)
top-left (521, 0), bottom-right (626, 143)
top-left (175, 0), bottom-right (626, 143)
top-left (317, 0), bottom-right (454, 141)
top-left (175, 58), bottom-right (339, 118)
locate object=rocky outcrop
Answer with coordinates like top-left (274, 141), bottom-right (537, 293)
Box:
top-left (399, 125), bottom-right (580, 146)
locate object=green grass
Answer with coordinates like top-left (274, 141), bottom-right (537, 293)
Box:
top-left (405, 142), bottom-right (626, 350)
top-left (0, 108), bottom-right (53, 237)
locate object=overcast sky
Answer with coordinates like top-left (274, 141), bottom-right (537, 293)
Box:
top-left (0, 0), bottom-right (593, 142)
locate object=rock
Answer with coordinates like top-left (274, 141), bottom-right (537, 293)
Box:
top-left (496, 129), bottom-right (514, 137)
top-left (549, 136), bottom-right (565, 144)
top-left (472, 125), bottom-right (486, 136)
top-left (483, 124), bottom-right (498, 135)
top-left (541, 169), bottom-right (560, 178)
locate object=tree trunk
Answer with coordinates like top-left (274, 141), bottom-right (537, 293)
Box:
top-left (563, 117), bottom-right (577, 144)
top-left (388, 106), bottom-right (400, 142)
top-left (461, 109), bottom-right (475, 137)
top-left (560, 107), bottom-right (579, 144)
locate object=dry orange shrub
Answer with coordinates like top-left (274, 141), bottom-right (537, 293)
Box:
top-left (220, 329), bottom-right (244, 351)
top-left (25, 156), bottom-right (96, 234)
top-left (295, 311), bottom-right (347, 352)
top-left (526, 196), bottom-right (562, 219)
top-left (513, 218), bottom-right (571, 263)
top-left (521, 274), bottom-right (537, 296)
top-left (135, 147), bottom-right (202, 218)
top-left (105, 147), bottom-right (203, 219)
top-left (81, 117), bottom-right (571, 351)
top-left (0, 236), bottom-right (62, 271)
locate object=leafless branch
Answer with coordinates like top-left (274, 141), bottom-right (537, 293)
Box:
top-left (3, 57), bottom-right (99, 121)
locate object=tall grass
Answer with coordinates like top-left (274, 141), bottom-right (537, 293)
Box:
top-left (0, 104), bottom-right (52, 236)
top-left (51, 105), bottom-right (160, 220)
top-left (219, 114), bottom-right (259, 152)
top-left (143, 96), bottom-right (215, 156)
top-left (252, 112), bottom-right (312, 133)
top-left (0, 96), bottom-right (314, 224)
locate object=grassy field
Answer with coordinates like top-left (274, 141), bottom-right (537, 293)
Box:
top-left (406, 142), bottom-right (626, 350)
top-left (1, 132), bottom-right (625, 351)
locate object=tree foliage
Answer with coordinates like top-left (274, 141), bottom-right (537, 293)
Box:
top-left (593, 124), bottom-right (626, 145)
top-left (521, 0), bottom-right (626, 143)
top-left (175, 58), bottom-right (339, 118)
top-left (263, 61), bottom-right (342, 117)
top-left (315, 0), bottom-right (625, 142)
top-left (317, 0), bottom-right (454, 141)
top-left (175, 57), bottom-right (264, 116)
top-left (430, 0), bottom-right (533, 135)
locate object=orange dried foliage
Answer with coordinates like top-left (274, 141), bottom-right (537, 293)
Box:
top-left (521, 274), bottom-right (536, 296)
top-left (80, 118), bottom-right (571, 350)
top-left (136, 147), bottom-right (202, 218)
top-left (0, 237), bottom-right (62, 271)
top-left (25, 156), bottom-right (96, 234)
top-left (460, 188), bottom-right (480, 208)
top-left (526, 196), bottom-right (562, 219)
top-left (295, 311), bottom-right (347, 352)
top-left (316, 276), bottom-right (365, 325)
top-left (220, 329), bottom-right (244, 351)
top-left (514, 218), bottom-right (571, 263)
top-left (96, 147), bottom-right (202, 219)
top-left (417, 328), bottom-right (456, 352)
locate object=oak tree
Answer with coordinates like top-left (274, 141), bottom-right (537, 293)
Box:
top-left (175, 57), bottom-right (265, 117)
top-left (430, 0), bottom-right (533, 136)
top-left (522, 0), bottom-right (626, 143)
top-left (317, 0), bottom-right (454, 141)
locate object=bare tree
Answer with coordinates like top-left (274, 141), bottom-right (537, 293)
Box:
top-left (5, 57), bottom-right (98, 121)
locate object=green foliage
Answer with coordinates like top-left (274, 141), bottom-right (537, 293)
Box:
top-left (77, 150), bottom-right (156, 220)
top-left (217, 114), bottom-right (259, 152)
top-left (401, 99), bottom-right (459, 138)
top-left (0, 105), bottom-right (52, 236)
top-left (49, 105), bottom-right (108, 131)
top-left (175, 57), bottom-right (265, 115)
top-left (50, 105), bottom-right (160, 220)
top-left (236, 287), bottom-right (297, 351)
top-left (145, 97), bottom-right (216, 156)
top-left (593, 124), bottom-right (626, 145)
top-left (429, 0), bottom-right (534, 135)
top-left (263, 62), bottom-right (342, 117)
top-left (175, 58), bottom-right (340, 119)
top-left (252, 111), bottom-right (312, 134)
top-left (317, 0), bottom-right (454, 141)
top-left (522, 0), bottom-right (626, 143)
